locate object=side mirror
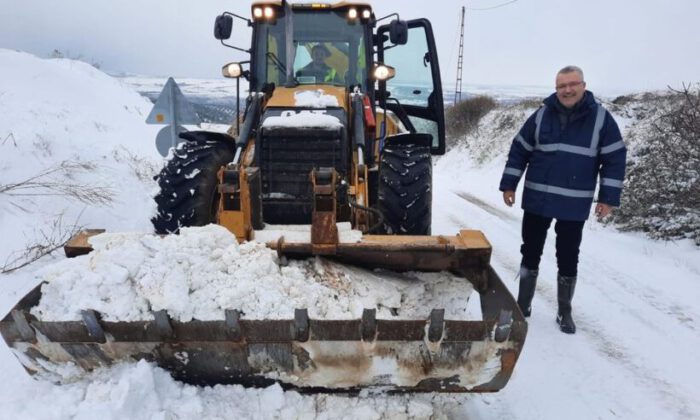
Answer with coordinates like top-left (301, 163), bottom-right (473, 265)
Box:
top-left (389, 20), bottom-right (408, 45)
top-left (214, 15), bottom-right (233, 40)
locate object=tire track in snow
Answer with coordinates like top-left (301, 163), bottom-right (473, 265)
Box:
top-left (448, 187), bottom-right (698, 418)
top-left (578, 247), bottom-right (696, 333)
top-left (454, 191), bottom-right (519, 222)
top-left (456, 189), bottom-right (697, 332)
top-left (450, 190), bottom-right (521, 274)
top-left (529, 278), bottom-right (696, 418)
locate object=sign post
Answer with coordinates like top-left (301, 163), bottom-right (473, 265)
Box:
top-left (146, 77), bottom-right (202, 156)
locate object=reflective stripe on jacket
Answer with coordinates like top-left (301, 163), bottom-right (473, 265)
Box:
top-left (499, 91), bottom-right (627, 221)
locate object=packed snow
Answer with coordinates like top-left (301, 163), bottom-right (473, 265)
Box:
top-left (30, 224), bottom-right (476, 322)
top-left (294, 89), bottom-right (340, 108)
top-left (1, 50), bottom-right (700, 419)
top-left (261, 110), bottom-right (343, 129)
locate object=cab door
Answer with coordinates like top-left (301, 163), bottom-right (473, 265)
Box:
top-left (377, 19), bottom-right (445, 155)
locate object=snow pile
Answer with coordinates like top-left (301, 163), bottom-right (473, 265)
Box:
top-left (0, 49), bottom-right (162, 269)
top-left (294, 89), bottom-right (340, 108)
top-left (31, 224), bottom-right (476, 322)
top-left (0, 360), bottom-right (459, 420)
top-left (261, 110), bottom-right (343, 129)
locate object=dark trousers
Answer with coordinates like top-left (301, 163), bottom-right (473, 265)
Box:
top-left (520, 212), bottom-right (585, 277)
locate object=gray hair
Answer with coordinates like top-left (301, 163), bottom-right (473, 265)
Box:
top-left (558, 65), bottom-right (584, 81)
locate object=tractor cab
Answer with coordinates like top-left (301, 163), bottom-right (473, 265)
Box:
top-left (215, 1), bottom-right (445, 155)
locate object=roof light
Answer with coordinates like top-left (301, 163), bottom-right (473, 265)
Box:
top-left (264, 6), bottom-right (274, 18)
top-left (253, 7), bottom-right (263, 19)
top-left (348, 8), bottom-right (358, 19)
top-left (362, 9), bottom-right (371, 19)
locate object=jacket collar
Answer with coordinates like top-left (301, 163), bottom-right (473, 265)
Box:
top-left (544, 90), bottom-right (597, 118)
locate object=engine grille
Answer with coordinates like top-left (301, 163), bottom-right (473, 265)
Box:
top-left (258, 127), bottom-right (347, 224)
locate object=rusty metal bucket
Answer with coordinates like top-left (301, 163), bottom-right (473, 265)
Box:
top-left (0, 230), bottom-right (527, 392)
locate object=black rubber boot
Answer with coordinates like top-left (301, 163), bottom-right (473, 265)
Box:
top-left (517, 266), bottom-right (538, 317)
top-left (556, 274), bottom-right (577, 334)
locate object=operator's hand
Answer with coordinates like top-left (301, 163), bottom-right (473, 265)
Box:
top-left (503, 190), bottom-right (515, 207)
top-left (595, 203), bottom-right (612, 219)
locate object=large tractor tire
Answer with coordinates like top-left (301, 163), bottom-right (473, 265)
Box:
top-left (152, 139), bottom-right (235, 234)
top-left (377, 143), bottom-right (432, 235)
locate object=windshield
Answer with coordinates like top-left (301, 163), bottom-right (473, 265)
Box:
top-left (252, 9), bottom-right (369, 90)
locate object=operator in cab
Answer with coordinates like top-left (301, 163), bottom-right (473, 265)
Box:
top-left (296, 44), bottom-right (342, 84)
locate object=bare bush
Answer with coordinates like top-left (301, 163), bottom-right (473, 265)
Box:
top-left (1, 213), bottom-right (83, 274)
top-left (446, 95), bottom-right (497, 139)
top-left (111, 146), bottom-right (160, 182)
top-left (0, 160), bottom-right (114, 206)
top-left (515, 98), bottom-right (544, 109)
top-left (611, 84), bottom-right (700, 244)
top-left (0, 161), bottom-right (115, 272)
top-left (49, 49), bottom-right (101, 69)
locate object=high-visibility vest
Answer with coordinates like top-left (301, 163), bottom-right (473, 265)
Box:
top-left (324, 68), bottom-right (337, 82)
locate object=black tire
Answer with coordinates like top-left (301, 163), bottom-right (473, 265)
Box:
top-left (377, 143), bottom-right (432, 235)
top-left (152, 140), bottom-right (235, 234)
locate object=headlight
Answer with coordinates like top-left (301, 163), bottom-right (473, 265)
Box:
top-left (348, 8), bottom-right (358, 19)
top-left (222, 63), bottom-right (243, 78)
top-left (372, 64), bottom-right (396, 81)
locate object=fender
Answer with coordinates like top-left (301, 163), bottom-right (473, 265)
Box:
top-left (179, 130), bottom-right (237, 145)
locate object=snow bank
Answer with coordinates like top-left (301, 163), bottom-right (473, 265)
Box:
top-left (31, 225), bottom-right (476, 322)
top-left (0, 360), bottom-right (459, 420)
top-left (294, 89), bottom-right (340, 108)
top-left (0, 49), bottom-right (162, 268)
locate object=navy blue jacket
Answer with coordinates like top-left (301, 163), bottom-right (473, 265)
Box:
top-left (499, 91), bottom-right (626, 221)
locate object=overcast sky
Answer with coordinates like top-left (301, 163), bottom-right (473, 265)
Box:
top-left (1, 0), bottom-right (698, 96)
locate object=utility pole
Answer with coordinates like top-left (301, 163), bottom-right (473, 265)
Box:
top-left (454, 6), bottom-right (466, 105)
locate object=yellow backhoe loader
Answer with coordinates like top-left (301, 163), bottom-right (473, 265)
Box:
top-left (1, 1), bottom-right (527, 392)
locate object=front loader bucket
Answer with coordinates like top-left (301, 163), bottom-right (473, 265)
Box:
top-left (0, 230), bottom-right (526, 393)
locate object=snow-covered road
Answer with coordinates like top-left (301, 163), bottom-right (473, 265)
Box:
top-left (432, 154), bottom-right (700, 419)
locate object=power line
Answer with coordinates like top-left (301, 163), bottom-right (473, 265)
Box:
top-left (467, 0), bottom-right (518, 11)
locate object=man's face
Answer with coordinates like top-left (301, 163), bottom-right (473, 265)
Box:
top-left (555, 71), bottom-right (586, 108)
top-left (311, 48), bottom-right (327, 65)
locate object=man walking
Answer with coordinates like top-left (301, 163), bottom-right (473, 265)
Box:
top-left (499, 66), bottom-right (626, 334)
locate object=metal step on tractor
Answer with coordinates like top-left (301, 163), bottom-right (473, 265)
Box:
top-left (1, 1), bottom-right (527, 393)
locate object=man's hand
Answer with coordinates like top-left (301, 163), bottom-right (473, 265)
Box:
top-left (595, 203), bottom-right (613, 219)
top-left (503, 190), bottom-right (515, 207)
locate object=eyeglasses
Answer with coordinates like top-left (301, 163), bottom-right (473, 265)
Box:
top-left (556, 81), bottom-right (584, 90)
